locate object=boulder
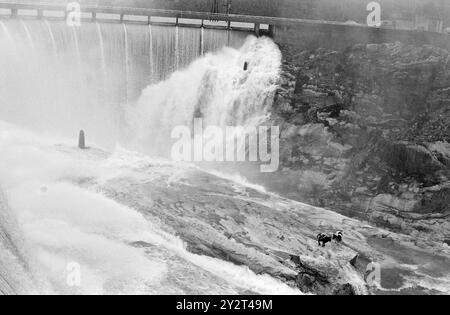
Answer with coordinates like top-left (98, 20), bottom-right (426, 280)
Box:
top-left (379, 142), bottom-right (445, 178)
top-left (370, 194), bottom-right (418, 214)
top-left (290, 255), bottom-right (332, 294)
top-left (333, 283), bottom-right (356, 295)
top-left (350, 254), bottom-right (372, 275)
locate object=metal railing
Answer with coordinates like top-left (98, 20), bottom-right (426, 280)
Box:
top-left (0, 1), bottom-right (371, 30)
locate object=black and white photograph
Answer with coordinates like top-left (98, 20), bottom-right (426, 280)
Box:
top-left (0, 0), bottom-right (449, 299)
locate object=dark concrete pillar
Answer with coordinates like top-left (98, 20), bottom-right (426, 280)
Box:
top-left (78, 130), bottom-right (86, 150)
top-left (254, 23), bottom-right (260, 36)
top-left (268, 24), bottom-right (275, 37)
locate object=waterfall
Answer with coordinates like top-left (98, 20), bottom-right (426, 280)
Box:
top-left (44, 20), bottom-right (58, 59)
top-left (130, 36), bottom-right (282, 157)
top-left (175, 26), bottom-right (180, 70)
top-left (0, 18), bottom-right (290, 295)
top-left (122, 23), bottom-right (130, 103)
top-left (71, 27), bottom-right (83, 79)
top-left (20, 20), bottom-right (35, 51)
top-left (0, 122), bottom-right (300, 295)
top-left (0, 19), bottom-right (249, 148)
top-left (200, 27), bottom-right (205, 55)
top-left (96, 22), bottom-right (107, 89)
top-left (0, 21), bottom-right (12, 43)
top-left (149, 24), bottom-right (154, 83)
top-left (0, 21), bottom-right (14, 77)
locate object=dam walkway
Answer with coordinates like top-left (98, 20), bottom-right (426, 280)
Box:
top-left (0, 1), bottom-right (376, 36)
top-left (1, 1), bottom-right (449, 51)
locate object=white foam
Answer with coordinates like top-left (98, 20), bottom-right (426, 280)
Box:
top-left (129, 36), bottom-right (282, 158)
top-left (0, 123), bottom-right (301, 294)
top-left (205, 169), bottom-right (268, 193)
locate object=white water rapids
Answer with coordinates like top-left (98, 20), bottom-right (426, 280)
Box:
top-left (0, 122), bottom-right (301, 294)
top-left (0, 19), bottom-right (299, 294)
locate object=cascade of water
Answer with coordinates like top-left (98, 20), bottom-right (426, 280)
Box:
top-left (44, 20), bottom-right (58, 59)
top-left (0, 21), bottom-right (288, 295)
top-left (203, 29), bottom-right (228, 54)
top-left (71, 26), bottom-right (83, 91)
top-left (71, 27), bottom-right (82, 69)
top-left (0, 19), bottom-right (251, 147)
top-left (20, 19), bottom-right (35, 51)
top-left (96, 22), bottom-right (107, 95)
top-left (175, 25), bottom-right (180, 70)
top-left (176, 27), bottom-right (202, 70)
top-left (0, 20), bottom-right (15, 51)
top-left (149, 24), bottom-right (154, 84)
top-left (71, 26), bottom-right (84, 123)
top-left (131, 37), bottom-right (282, 157)
top-left (200, 27), bottom-right (204, 55)
top-left (123, 23), bottom-right (130, 104)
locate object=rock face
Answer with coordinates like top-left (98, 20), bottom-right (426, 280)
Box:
top-left (333, 283), bottom-right (356, 295)
top-left (84, 158), bottom-right (449, 295)
top-left (94, 170), bottom-right (361, 295)
top-left (268, 42), bottom-right (450, 241)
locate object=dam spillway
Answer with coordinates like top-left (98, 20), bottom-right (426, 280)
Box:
top-left (0, 12), bottom-right (290, 295)
top-left (0, 18), bottom-right (250, 146)
top-left (0, 18), bottom-right (250, 100)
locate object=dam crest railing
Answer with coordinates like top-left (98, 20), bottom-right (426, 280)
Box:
top-left (1, 1), bottom-right (449, 43)
top-left (0, 0), bottom-right (383, 37)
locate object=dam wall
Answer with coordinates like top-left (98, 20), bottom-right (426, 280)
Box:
top-left (0, 16), bottom-right (249, 145)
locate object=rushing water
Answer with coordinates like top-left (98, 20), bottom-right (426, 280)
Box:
top-left (0, 122), bottom-right (302, 295)
top-left (1, 18), bottom-right (449, 296)
top-left (0, 19), bottom-right (295, 294)
top-left (0, 19), bottom-right (249, 148)
top-left (131, 35), bottom-right (281, 157)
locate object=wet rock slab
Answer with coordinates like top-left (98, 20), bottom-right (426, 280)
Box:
top-left (71, 151), bottom-right (450, 295)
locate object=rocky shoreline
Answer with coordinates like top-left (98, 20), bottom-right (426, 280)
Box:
top-left (265, 41), bottom-right (450, 244)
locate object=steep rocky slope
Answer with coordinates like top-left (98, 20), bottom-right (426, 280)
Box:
top-left (268, 41), bottom-right (450, 242)
top-left (72, 148), bottom-right (448, 295)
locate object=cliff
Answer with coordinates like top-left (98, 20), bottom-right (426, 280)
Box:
top-left (270, 41), bottom-right (450, 242)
